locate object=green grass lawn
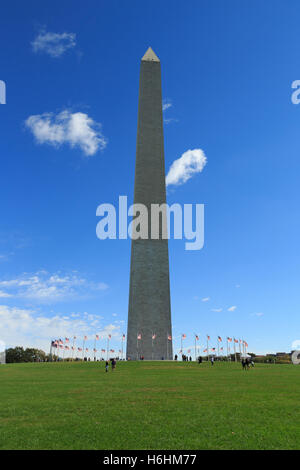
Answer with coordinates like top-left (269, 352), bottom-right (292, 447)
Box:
top-left (0, 360), bottom-right (299, 450)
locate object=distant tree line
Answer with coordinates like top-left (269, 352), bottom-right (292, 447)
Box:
top-left (5, 346), bottom-right (49, 363)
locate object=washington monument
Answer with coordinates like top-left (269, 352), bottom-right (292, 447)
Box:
top-left (127, 47), bottom-right (173, 360)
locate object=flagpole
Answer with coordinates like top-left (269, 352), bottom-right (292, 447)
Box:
top-left (234, 339), bottom-right (237, 362)
top-left (152, 332), bottom-right (153, 361)
top-left (82, 338), bottom-right (85, 361)
top-left (121, 335), bottom-right (124, 360)
top-left (207, 336), bottom-right (209, 361)
top-left (194, 335), bottom-right (196, 361)
top-left (167, 333), bottom-right (169, 360)
top-left (49, 340), bottom-right (52, 362)
top-left (71, 337), bottom-right (75, 361)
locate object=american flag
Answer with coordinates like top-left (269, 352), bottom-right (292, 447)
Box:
top-left (108, 334), bottom-right (111, 339)
top-left (211, 348), bottom-right (216, 351)
top-left (182, 334), bottom-right (186, 339)
top-left (59, 339), bottom-right (63, 345)
top-left (59, 345), bottom-right (63, 349)
top-left (218, 336), bottom-right (222, 342)
top-left (203, 348), bottom-right (207, 352)
top-left (244, 341), bottom-right (248, 347)
top-left (101, 348), bottom-right (105, 352)
top-left (85, 348), bottom-right (88, 351)
top-left (110, 349), bottom-right (114, 353)
top-left (207, 335), bottom-right (210, 340)
top-left (122, 334), bottom-right (125, 339)
top-left (187, 349), bottom-right (191, 353)
top-left (168, 335), bottom-right (172, 341)
top-left (65, 338), bottom-right (69, 343)
top-left (227, 337), bottom-right (232, 342)
top-left (195, 335), bottom-right (199, 341)
top-left (71, 346), bottom-right (75, 350)
top-left (65, 345), bottom-right (69, 350)
top-left (84, 336), bottom-right (88, 340)
top-left (152, 334), bottom-right (156, 340)
top-left (234, 338), bottom-right (238, 343)
top-left (137, 333), bottom-right (142, 340)
top-left (93, 348), bottom-right (97, 352)
top-left (220, 347), bottom-right (223, 351)
top-left (96, 335), bottom-right (99, 340)
top-left (73, 336), bottom-right (77, 339)
top-left (78, 347), bottom-right (82, 351)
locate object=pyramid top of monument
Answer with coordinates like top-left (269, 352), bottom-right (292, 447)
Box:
top-left (141, 47), bottom-right (160, 62)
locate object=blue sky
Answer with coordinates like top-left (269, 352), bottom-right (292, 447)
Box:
top-left (1, 0), bottom-right (300, 356)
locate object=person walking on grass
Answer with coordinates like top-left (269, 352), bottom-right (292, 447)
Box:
top-left (111, 358), bottom-right (116, 371)
top-left (105, 360), bottom-right (109, 372)
top-left (210, 356), bottom-right (214, 366)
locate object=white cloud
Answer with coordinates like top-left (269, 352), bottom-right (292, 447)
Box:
top-left (236, 284), bottom-right (240, 288)
top-left (292, 340), bottom-right (300, 350)
top-left (25, 110), bottom-right (107, 156)
top-left (0, 305), bottom-right (120, 351)
top-left (251, 312), bottom-right (264, 317)
top-left (211, 308), bottom-right (222, 312)
top-left (164, 118), bottom-right (178, 124)
top-left (0, 271), bottom-right (108, 303)
top-left (31, 29), bottom-right (76, 58)
top-left (162, 99), bottom-right (172, 111)
top-left (166, 148), bottom-right (207, 187)
top-left (228, 306), bottom-right (237, 312)
top-left (201, 297), bottom-right (210, 302)
top-left (96, 282), bottom-right (109, 290)
top-left (0, 290), bottom-right (12, 298)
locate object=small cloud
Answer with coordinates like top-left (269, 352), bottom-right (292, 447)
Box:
top-left (202, 297), bottom-right (210, 302)
top-left (228, 306), bottom-right (237, 312)
top-left (235, 284), bottom-right (240, 288)
top-left (0, 290), bottom-right (12, 298)
top-left (112, 313), bottom-right (117, 317)
top-left (292, 340), bottom-right (300, 350)
top-left (96, 282), bottom-right (109, 291)
top-left (211, 308), bottom-right (222, 312)
top-left (25, 110), bottom-right (107, 157)
top-left (251, 312), bottom-right (263, 317)
top-left (31, 28), bottom-right (76, 58)
top-left (164, 118), bottom-right (179, 125)
top-left (162, 99), bottom-right (172, 111)
top-left (166, 149), bottom-right (207, 187)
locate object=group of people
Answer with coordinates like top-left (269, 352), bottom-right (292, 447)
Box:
top-left (175, 354), bottom-right (193, 361)
top-left (105, 358), bottom-right (117, 372)
top-left (242, 357), bottom-right (254, 370)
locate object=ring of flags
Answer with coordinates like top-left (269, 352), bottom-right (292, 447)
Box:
top-left (51, 333), bottom-right (249, 360)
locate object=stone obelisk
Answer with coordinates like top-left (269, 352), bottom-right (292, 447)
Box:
top-left (127, 47), bottom-right (172, 361)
